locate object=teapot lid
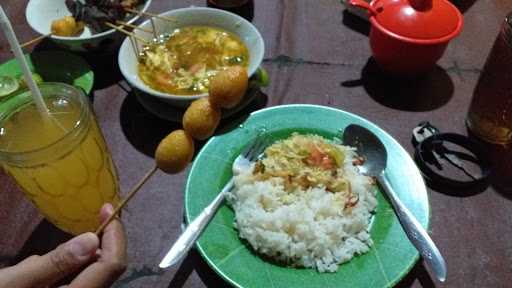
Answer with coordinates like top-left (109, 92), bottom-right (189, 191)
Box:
top-left (370, 0), bottom-right (463, 41)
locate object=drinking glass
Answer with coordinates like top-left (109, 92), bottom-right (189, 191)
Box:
top-left (0, 83), bottom-right (120, 235)
top-left (466, 13), bottom-right (512, 144)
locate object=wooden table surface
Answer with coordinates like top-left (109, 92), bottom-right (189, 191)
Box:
top-left (1, 0), bottom-right (512, 287)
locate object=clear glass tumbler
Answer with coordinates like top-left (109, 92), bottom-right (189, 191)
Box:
top-left (0, 83), bottom-right (120, 235)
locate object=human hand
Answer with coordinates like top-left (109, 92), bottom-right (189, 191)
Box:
top-left (0, 203), bottom-right (127, 288)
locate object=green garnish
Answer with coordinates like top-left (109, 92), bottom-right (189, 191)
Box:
top-left (228, 55), bottom-right (245, 64)
top-left (255, 67), bottom-right (269, 87)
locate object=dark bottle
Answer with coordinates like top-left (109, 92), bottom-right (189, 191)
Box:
top-left (466, 12), bottom-right (512, 144)
top-left (207, 0), bottom-right (254, 22)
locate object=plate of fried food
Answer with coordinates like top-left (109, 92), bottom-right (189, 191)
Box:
top-left (26, 0), bottom-right (151, 51)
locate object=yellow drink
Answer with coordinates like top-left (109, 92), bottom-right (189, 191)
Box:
top-left (0, 83), bottom-right (119, 235)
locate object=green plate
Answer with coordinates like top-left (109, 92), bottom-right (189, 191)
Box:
top-left (185, 104), bottom-right (430, 288)
top-left (0, 51), bottom-right (94, 95)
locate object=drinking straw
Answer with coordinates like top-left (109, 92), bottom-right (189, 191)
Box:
top-left (0, 6), bottom-right (49, 116)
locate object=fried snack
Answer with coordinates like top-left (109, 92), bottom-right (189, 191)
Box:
top-left (183, 97), bottom-right (221, 140)
top-left (51, 16), bottom-right (85, 37)
top-left (155, 129), bottom-right (195, 174)
top-left (208, 66), bottom-right (248, 109)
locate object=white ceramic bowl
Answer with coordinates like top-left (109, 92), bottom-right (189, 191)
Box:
top-left (26, 0), bottom-right (152, 52)
top-left (118, 7), bottom-right (265, 107)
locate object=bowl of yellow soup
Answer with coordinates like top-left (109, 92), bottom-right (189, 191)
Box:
top-left (118, 7), bottom-right (265, 107)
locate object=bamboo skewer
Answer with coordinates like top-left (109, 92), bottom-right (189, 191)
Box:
top-left (21, 21), bottom-right (152, 48)
top-left (95, 165), bottom-right (158, 235)
top-left (149, 18), bottom-right (158, 39)
top-left (125, 7), bottom-right (178, 23)
top-left (105, 22), bottom-right (149, 44)
top-left (129, 35), bottom-right (140, 56)
top-left (21, 7), bottom-right (178, 49)
top-left (116, 20), bottom-right (153, 33)
top-left (20, 33), bottom-right (52, 48)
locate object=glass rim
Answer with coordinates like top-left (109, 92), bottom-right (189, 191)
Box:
top-left (0, 82), bottom-right (89, 160)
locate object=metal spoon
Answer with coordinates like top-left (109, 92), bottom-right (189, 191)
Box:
top-left (343, 124), bottom-right (447, 282)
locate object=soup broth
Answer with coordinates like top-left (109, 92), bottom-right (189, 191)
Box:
top-left (138, 25), bottom-right (250, 95)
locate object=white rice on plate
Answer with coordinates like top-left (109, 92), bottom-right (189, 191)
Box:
top-left (226, 133), bottom-right (378, 272)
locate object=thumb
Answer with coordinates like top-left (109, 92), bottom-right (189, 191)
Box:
top-left (4, 232), bottom-right (99, 288)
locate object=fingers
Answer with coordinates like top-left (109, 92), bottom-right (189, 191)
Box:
top-left (68, 203), bottom-right (127, 288)
top-left (0, 233), bottom-right (99, 288)
top-left (100, 202), bottom-right (115, 223)
top-left (99, 203), bottom-right (127, 270)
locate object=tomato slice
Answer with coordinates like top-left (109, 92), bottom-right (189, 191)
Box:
top-left (306, 145), bottom-right (335, 170)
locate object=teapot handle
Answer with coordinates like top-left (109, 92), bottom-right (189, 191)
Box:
top-left (348, 0), bottom-right (379, 16)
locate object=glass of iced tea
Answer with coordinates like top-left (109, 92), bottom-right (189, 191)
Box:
top-left (0, 83), bottom-right (120, 235)
top-left (466, 12), bottom-right (512, 144)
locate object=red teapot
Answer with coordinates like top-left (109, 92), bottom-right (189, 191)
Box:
top-left (350, 0), bottom-right (463, 75)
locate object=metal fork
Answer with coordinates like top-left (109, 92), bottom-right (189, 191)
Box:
top-left (158, 136), bottom-right (268, 268)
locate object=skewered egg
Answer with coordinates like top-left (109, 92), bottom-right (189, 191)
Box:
top-left (183, 97), bottom-right (221, 140)
top-left (208, 66), bottom-right (248, 109)
top-left (155, 129), bottom-right (195, 174)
